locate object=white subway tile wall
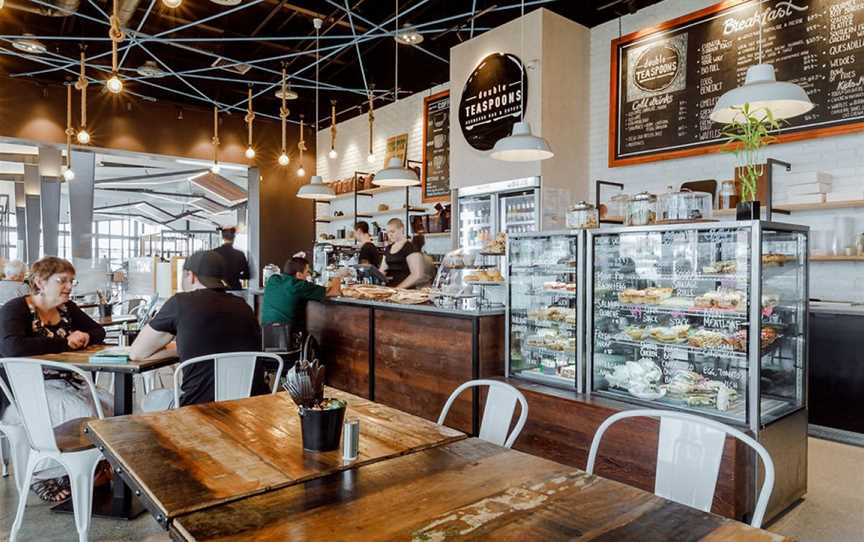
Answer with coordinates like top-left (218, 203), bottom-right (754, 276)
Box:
top-left (588, 0), bottom-right (864, 301)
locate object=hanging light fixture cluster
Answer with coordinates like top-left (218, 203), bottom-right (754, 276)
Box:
top-left (244, 86), bottom-right (256, 160)
top-left (75, 50), bottom-right (91, 145)
top-left (106, 0), bottom-right (124, 94)
top-left (63, 82), bottom-right (75, 181)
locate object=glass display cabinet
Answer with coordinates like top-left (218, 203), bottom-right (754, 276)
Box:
top-left (506, 231), bottom-right (586, 390)
top-left (587, 221), bottom-right (808, 429)
top-left (431, 248), bottom-right (505, 311)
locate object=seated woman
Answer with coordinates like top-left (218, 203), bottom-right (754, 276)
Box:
top-left (0, 257), bottom-right (112, 503)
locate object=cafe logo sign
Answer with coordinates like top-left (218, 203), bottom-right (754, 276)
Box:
top-left (633, 43), bottom-right (680, 93)
top-left (625, 34), bottom-right (687, 102)
top-left (459, 52), bottom-right (527, 151)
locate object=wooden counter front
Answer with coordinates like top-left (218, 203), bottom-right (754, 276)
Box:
top-left (307, 301), bottom-right (505, 434)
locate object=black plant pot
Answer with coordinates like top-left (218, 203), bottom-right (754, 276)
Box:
top-left (736, 201), bottom-right (761, 221)
top-left (299, 403), bottom-right (346, 452)
top-left (98, 304), bottom-right (113, 318)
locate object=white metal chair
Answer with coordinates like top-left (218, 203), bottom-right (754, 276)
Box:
top-left (0, 359), bottom-right (106, 542)
top-left (586, 409), bottom-right (775, 528)
top-left (0, 422), bottom-right (28, 493)
top-left (437, 379), bottom-right (528, 449)
top-left (172, 352), bottom-right (285, 408)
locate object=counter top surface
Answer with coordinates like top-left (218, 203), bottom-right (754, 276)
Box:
top-left (810, 303), bottom-right (864, 316)
top-left (327, 296), bottom-right (505, 317)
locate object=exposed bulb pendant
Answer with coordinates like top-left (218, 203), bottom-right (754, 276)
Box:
top-left (490, 0), bottom-right (554, 162)
top-left (297, 114), bottom-right (307, 177)
top-left (210, 105), bottom-right (220, 173)
top-left (710, 18), bottom-right (812, 123)
top-left (63, 82), bottom-right (75, 181)
top-left (366, 91), bottom-right (376, 164)
top-left (106, 0), bottom-right (124, 94)
top-left (244, 86), bottom-right (256, 160)
top-left (75, 50), bottom-right (90, 145)
top-left (328, 100), bottom-right (338, 159)
top-left (162, 0), bottom-right (181, 8)
top-left (278, 64), bottom-right (290, 167)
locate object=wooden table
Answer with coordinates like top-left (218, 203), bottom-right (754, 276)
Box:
top-left (85, 388), bottom-right (464, 529)
top-left (171, 438), bottom-right (791, 542)
top-left (34, 344), bottom-right (178, 519)
top-left (96, 314), bottom-right (138, 327)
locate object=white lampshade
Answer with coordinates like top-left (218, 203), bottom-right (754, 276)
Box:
top-left (490, 121), bottom-right (553, 162)
top-left (297, 175), bottom-right (335, 200)
top-left (710, 64), bottom-right (813, 123)
top-left (373, 157), bottom-right (420, 187)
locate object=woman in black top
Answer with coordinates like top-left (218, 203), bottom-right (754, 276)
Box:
top-left (380, 218), bottom-right (426, 288)
top-left (0, 257), bottom-right (110, 502)
top-left (354, 221), bottom-right (382, 267)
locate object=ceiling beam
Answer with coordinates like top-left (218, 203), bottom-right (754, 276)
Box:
top-left (94, 168), bottom-right (208, 184)
top-left (262, 1), bottom-right (368, 32)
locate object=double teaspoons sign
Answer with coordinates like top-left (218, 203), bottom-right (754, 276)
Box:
top-left (459, 52), bottom-right (528, 151)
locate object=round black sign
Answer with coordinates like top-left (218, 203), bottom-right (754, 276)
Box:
top-left (459, 53), bottom-right (527, 151)
top-left (633, 43), bottom-right (680, 93)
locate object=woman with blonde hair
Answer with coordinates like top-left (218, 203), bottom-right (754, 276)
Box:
top-left (0, 257), bottom-right (112, 502)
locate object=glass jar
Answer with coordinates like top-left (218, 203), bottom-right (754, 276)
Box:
top-left (607, 193), bottom-right (629, 220)
top-left (625, 192), bottom-right (657, 226)
top-left (719, 180), bottom-right (738, 210)
top-left (566, 201), bottom-right (599, 229)
top-left (657, 189), bottom-right (713, 222)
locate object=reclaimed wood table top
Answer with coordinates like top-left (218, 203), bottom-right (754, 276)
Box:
top-left (171, 438), bottom-right (791, 542)
top-left (96, 314), bottom-right (138, 326)
top-left (33, 344), bottom-right (178, 373)
top-left (85, 388), bottom-right (464, 526)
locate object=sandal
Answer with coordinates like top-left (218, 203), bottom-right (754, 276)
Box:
top-left (31, 476), bottom-right (71, 503)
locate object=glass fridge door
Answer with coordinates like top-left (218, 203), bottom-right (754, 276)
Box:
top-left (508, 232), bottom-right (579, 388)
top-left (499, 191), bottom-right (538, 236)
top-left (590, 225), bottom-right (753, 425)
top-left (458, 195), bottom-right (492, 250)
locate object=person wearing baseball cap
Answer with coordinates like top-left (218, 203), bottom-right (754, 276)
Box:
top-left (131, 250), bottom-right (264, 408)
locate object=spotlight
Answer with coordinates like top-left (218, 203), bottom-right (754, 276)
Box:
top-left (245, 146), bottom-right (256, 159)
top-left (328, 148), bottom-right (338, 159)
top-left (62, 168), bottom-right (75, 181)
top-left (106, 74), bottom-right (123, 94)
top-left (278, 152), bottom-right (290, 166)
top-left (395, 24), bottom-right (424, 45)
top-left (76, 130), bottom-right (91, 144)
top-left (162, 0), bottom-right (181, 7)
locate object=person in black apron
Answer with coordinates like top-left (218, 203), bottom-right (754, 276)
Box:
top-left (380, 218), bottom-right (425, 288)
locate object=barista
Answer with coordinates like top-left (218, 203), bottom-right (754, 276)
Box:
top-left (380, 218), bottom-right (425, 289)
top-left (354, 221), bottom-right (381, 267)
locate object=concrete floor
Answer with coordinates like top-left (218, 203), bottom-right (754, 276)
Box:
top-left (0, 437), bottom-right (861, 541)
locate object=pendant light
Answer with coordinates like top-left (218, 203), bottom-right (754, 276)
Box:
top-left (210, 105), bottom-right (221, 174)
top-left (296, 17), bottom-right (335, 201)
top-left (366, 91), bottom-right (376, 164)
top-left (490, 0), bottom-right (553, 162)
top-left (328, 100), bottom-right (338, 159)
top-left (278, 64), bottom-right (291, 167)
top-left (63, 82), bottom-right (75, 181)
top-left (710, 19), bottom-right (812, 123)
top-left (106, 0), bottom-right (124, 94)
top-left (244, 86), bottom-right (256, 159)
top-left (162, 0), bottom-right (181, 8)
top-left (75, 50), bottom-right (91, 145)
top-left (296, 114), bottom-right (306, 177)
top-left (374, 0), bottom-right (419, 186)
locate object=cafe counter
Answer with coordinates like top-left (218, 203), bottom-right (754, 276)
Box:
top-left (307, 298), bottom-right (505, 434)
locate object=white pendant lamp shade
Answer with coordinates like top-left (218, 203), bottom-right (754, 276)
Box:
top-left (490, 121), bottom-right (553, 162)
top-left (297, 175), bottom-right (335, 200)
top-left (373, 157), bottom-right (420, 187)
top-left (710, 64), bottom-right (813, 123)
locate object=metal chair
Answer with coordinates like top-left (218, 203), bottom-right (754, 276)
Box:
top-left (172, 352), bottom-right (285, 408)
top-left (0, 359), bottom-right (106, 542)
top-left (437, 379), bottom-right (528, 449)
top-left (586, 409), bottom-right (775, 529)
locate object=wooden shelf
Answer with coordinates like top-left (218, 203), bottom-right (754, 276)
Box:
top-left (809, 255), bottom-right (864, 262)
top-left (322, 185), bottom-right (411, 202)
top-left (713, 199), bottom-right (864, 217)
top-left (421, 232), bottom-right (452, 238)
top-left (316, 207), bottom-right (429, 223)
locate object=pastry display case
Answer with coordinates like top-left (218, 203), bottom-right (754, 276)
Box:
top-left (431, 248), bottom-right (505, 311)
top-left (588, 221), bottom-right (808, 429)
top-left (506, 231), bottom-right (586, 390)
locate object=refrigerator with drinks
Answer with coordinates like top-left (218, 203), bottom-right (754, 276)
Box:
top-left (456, 177), bottom-right (541, 250)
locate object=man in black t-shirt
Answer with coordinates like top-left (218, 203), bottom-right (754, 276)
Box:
top-left (131, 250), bottom-right (263, 407)
top-left (354, 221), bottom-right (382, 267)
top-left (213, 226), bottom-right (250, 290)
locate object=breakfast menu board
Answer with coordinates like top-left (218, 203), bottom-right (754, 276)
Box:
top-left (422, 90), bottom-right (451, 203)
top-left (610, 0), bottom-right (864, 167)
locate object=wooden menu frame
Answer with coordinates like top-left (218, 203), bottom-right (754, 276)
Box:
top-left (608, 0), bottom-right (864, 167)
top-left (421, 89), bottom-right (451, 203)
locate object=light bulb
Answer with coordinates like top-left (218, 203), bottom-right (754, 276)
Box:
top-left (278, 152), bottom-right (290, 166)
top-left (328, 148), bottom-right (338, 159)
top-left (244, 146), bottom-right (256, 159)
top-left (106, 74), bottom-right (123, 94)
top-left (297, 166), bottom-right (306, 177)
top-left (367, 152), bottom-right (375, 164)
top-left (162, 0), bottom-right (181, 7)
top-left (210, 163), bottom-right (221, 174)
top-left (76, 130), bottom-right (90, 144)
top-left (62, 168), bottom-right (75, 181)
top-left (0, 0), bottom-right (5, 10)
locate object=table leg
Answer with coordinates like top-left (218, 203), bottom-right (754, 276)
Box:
top-left (52, 372), bottom-right (145, 520)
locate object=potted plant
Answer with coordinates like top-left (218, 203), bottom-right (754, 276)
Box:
top-left (283, 358), bottom-right (346, 452)
top-left (721, 103), bottom-right (783, 221)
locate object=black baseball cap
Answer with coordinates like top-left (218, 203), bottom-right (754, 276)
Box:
top-left (183, 250), bottom-right (228, 289)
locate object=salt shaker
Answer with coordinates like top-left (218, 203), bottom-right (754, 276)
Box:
top-left (342, 419), bottom-right (359, 461)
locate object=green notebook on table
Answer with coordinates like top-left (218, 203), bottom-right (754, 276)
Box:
top-left (89, 347), bottom-right (132, 364)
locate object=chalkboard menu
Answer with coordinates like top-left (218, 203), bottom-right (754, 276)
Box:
top-left (422, 90), bottom-right (451, 203)
top-left (610, 0), bottom-right (864, 167)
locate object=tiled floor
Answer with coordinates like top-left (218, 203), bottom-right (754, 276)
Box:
top-left (0, 437), bottom-right (861, 541)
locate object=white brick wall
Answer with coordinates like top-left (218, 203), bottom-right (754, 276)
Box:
top-left (589, 0), bottom-right (864, 301)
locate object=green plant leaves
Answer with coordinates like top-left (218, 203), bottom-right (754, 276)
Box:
top-left (720, 104), bottom-right (784, 202)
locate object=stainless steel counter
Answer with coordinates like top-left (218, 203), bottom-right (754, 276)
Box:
top-left (328, 296), bottom-right (505, 318)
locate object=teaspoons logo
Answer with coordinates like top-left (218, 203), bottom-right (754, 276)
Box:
top-left (625, 33), bottom-right (688, 102)
top-left (633, 44), bottom-right (680, 93)
top-left (459, 52), bottom-right (527, 151)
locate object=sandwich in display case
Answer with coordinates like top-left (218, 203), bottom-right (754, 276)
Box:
top-left (506, 231), bottom-right (586, 390)
top-left (587, 221), bottom-right (808, 429)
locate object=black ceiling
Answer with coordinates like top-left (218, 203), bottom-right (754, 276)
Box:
top-left (0, 0), bottom-right (662, 128)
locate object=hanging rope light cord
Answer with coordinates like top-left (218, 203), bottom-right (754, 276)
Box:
top-left (297, 114), bottom-right (306, 177)
top-left (107, 0), bottom-right (124, 93)
top-left (278, 65), bottom-right (290, 166)
top-left (367, 91), bottom-right (375, 164)
top-left (63, 83), bottom-right (75, 181)
top-left (329, 100), bottom-right (338, 159)
top-left (245, 86), bottom-right (256, 159)
top-left (75, 50), bottom-right (90, 144)
top-left (211, 105), bottom-right (220, 173)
